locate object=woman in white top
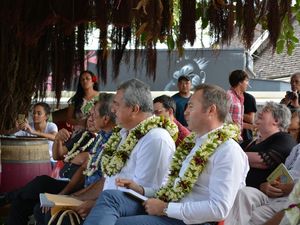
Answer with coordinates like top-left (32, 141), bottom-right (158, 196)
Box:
top-left (15, 102), bottom-right (58, 166)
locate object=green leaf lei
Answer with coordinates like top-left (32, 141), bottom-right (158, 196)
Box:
top-left (155, 123), bottom-right (239, 202)
top-left (101, 116), bottom-right (179, 176)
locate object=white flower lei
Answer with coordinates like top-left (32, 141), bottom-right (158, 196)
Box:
top-left (155, 123), bottom-right (239, 202)
top-left (64, 131), bottom-right (95, 162)
top-left (101, 116), bottom-right (179, 176)
top-left (83, 135), bottom-right (104, 176)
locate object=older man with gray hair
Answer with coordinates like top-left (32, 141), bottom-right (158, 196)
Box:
top-left (84, 78), bottom-right (177, 224)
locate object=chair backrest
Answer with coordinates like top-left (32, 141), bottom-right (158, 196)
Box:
top-left (52, 107), bottom-right (73, 132)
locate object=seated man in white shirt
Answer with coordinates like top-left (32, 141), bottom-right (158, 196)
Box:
top-left (83, 83), bottom-right (249, 225)
top-left (80, 78), bottom-right (177, 223)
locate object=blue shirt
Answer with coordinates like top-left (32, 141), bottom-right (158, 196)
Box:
top-left (84, 130), bottom-right (112, 187)
top-left (172, 93), bottom-right (190, 127)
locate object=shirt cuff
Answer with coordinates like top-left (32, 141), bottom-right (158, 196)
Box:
top-left (143, 187), bottom-right (156, 198)
top-left (166, 202), bottom-right (182, 220)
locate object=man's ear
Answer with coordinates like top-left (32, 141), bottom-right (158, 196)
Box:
top-left (102, 115), bottom-right (109, 125)
top-left (207, 104), bottom-right (217, 116)
top-left (273, 119), bottom-right (279, 126)
top-left (168, 108), bottom-right (174, 117)
top-left (131, 105), bottom-right (140, 114)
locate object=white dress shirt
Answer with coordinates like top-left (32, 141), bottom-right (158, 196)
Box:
top-left (103, 126), bottom-right (176, 190)
top-left (145, 128), bottom-right (249, 224)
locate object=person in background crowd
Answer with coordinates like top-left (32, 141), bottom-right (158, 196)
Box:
top-left (83, 84), bottom-right (249, 225)
top-left (242, 92), bottom-right (257, 141)
top-left (67, 70), bottom-right (99, 135)
top-left (224, 110), bottom-right (300, 225)
top-left (280, 72), bottom-right (300, 111)
top-left (227, 70), bottom-right (249, 138)
top-left (172, 75), bottom-right (192, 127)
top-left (14, 102), bottom-right (58, 166)
top-left (153, 95), bottom-right (190, 146)
top-left (241, 102), bottom-right (296, 189)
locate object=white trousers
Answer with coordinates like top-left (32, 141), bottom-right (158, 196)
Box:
top-left (224, 186), bottom-right (289, 225)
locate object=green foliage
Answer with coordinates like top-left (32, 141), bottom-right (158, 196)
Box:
top-left (132, 0), bottom-right (299, 54)
top-left (276, 3), bottom-right (300, 55)
top-left (167, 35), bottom-right (175, 50)
top-left (197, 0), bottom-right (209, 29)
top-left (170, 0), bottom-right (181, 51)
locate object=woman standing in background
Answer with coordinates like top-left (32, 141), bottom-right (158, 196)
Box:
top-left (67, 70), bottom-right (99, 135)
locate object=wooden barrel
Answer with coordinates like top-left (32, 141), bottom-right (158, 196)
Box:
top-left (0, 136), bottom-right (52, 192)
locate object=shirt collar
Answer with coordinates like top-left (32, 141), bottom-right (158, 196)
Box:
top-left (230, 87), bottom-right (244, 100)
top-left (120, 115), bottom-right (156, 137)
top-left (97, 129), bottom-right (113, 139)
top-left (195, 125), bottom-right (224, 143)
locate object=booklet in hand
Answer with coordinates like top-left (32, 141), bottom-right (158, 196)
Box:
top-left (118, 187), bottom-right (148, 201)
top-left (267, 163), bottom-right (294, 184)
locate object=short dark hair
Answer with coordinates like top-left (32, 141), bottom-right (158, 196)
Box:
top-left (178, 75), bottom-right (191, 83)
top-left (33, 102), bottom-right (51, 116)
top-left (291, 72), bottom-right (300, 79)
top-left (153, 95), bottom-right (176, 114)
top-left (229, 70), bottom-right (249, 87)
top-left (98, 93), bottom-right (116, 124)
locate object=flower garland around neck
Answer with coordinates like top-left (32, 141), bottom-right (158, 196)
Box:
top-left (155, 123), bottom-right (239, 202)
top-left (83, 134), bottom-right (104, 176)
top-left (64, 131), bottom-right (95, 162)
top-left (81, 95), bottom-right (98, 116)
top-left (101, 116), bottom-right (179, 176)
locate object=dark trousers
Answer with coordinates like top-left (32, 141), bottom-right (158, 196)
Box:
top-left (6, 175), bottom-right (69, 225)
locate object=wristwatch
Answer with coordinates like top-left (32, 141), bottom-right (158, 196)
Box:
top-left (162, 203), bottom-right (169, 216)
